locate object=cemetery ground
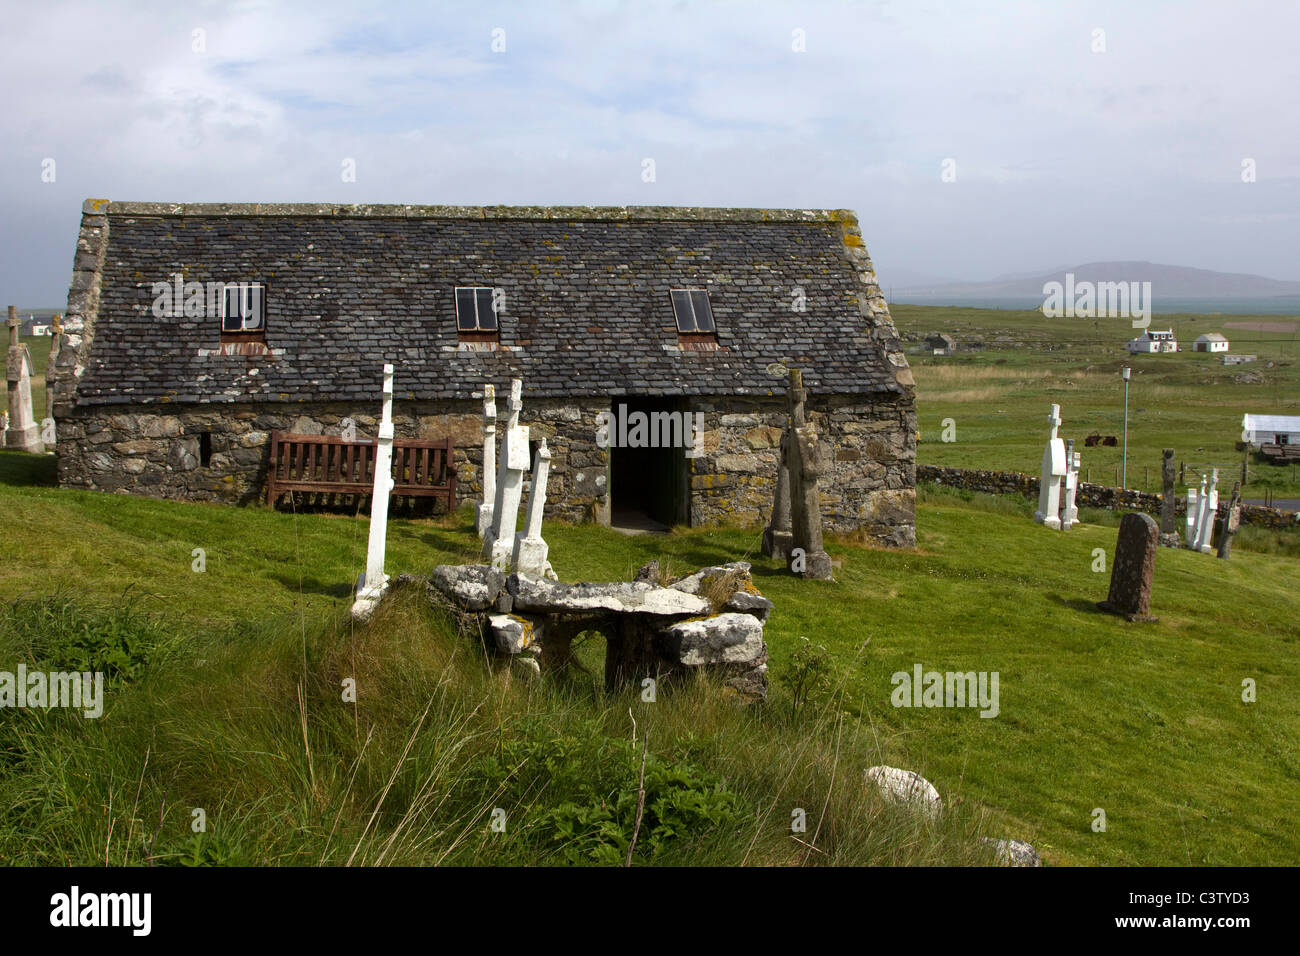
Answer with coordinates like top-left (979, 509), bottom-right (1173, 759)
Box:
top-left (1, 451), bottom-right (1297, 866)
top-left (892, 304), bottom-right (1300, 501)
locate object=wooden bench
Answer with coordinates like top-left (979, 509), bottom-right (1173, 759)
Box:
top-left (266, 431), bottom-right (457, 512)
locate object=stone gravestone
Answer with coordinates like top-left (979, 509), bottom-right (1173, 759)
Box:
top-left (1195, 468), bottom-right (1220, 554)
top-left (1034, 404), bottom-right (1066, 529)
top-left (1158, 448), bottom-right (1180, 547)
top-left (761, 429), bottom-right (794, 562)
top-left (476, 384), bottom-right (497, 538)
top-left (352, 363), bottom-right (396, 621)
top-left (5, 306), bottom-right (45, 454)
top-left (1098, 512), bottom-right (1159, 622)
top-left (511, 437), bottom-right (556, 579)
top-left (483, 378), bottom-right (529, 572)
top-left (1216, 482), bottom-right (1242, 560)
top-left (1060, 440), bottom-right (1081, 530)
top-left (783, 369), bottom-right (832, 579)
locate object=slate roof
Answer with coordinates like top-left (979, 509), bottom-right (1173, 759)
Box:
top-left (67, 203), bottom-right (910, 407)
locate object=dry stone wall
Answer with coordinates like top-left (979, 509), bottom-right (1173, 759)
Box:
top-left (919, 464), bottom-right (1298, 530)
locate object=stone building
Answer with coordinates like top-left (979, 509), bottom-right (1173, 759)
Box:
top-left (50, 201), bottom-right (916, 546)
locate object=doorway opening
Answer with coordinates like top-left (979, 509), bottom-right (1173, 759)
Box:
top-left (608, 397), bottom-right (689, 533)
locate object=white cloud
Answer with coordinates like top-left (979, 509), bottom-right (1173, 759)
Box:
top-left (1, 0), bottom-right (1298, 304)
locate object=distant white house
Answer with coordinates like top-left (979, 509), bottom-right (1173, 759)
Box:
top-left (1194, 332), bottom-right (1229, 352)
top-left (925, 332), bottom-right (956, 355)
top-left (1126, 329), bottom-right (1178, 354)
top-left (1242, 414), bottom-right (1300, 447)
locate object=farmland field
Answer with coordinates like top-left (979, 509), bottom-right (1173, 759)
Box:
top-left (890, 304), bottom-right (1300, 499)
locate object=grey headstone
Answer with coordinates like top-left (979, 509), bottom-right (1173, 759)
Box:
top-left (1099, 512), bottom-right (1159, 621)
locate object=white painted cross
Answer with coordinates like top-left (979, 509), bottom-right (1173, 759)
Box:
top-left (483, 378), bottom-right (529, 571)
top-left (1061, 443), bottom-right (1081, 530)
top-left (476, 384), bottom-right (497, 538)
top-left (512, 437), bottom-right (555, 579)
top-left (1195, 468), bottom-right (1219, 553)
top-left (1034, 403), bottom-right (1067, 529)
top-left (352, 363), bottom-right (395, 620)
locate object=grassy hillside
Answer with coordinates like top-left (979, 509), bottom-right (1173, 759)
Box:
top-left (1, 451), bottom-right (1297, 866)
top-left (891, 304), bottom-right (1300, 498)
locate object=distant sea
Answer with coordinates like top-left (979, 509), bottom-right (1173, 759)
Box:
top-left (891, 295), bottom-right (1300, 316)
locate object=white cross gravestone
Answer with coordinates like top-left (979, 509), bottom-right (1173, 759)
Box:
top-left (1061, 442), bottom-right (1081, 530)
top-left (5, 308), bottom-right (44, 454)
top-left (476, 384), bottom-right (497, 539)
top-left (351, 363), bottom-right (396, 621)
top-left (1034, 404), bottom-right (1066, 529)
top-left (512, 437), bottom-right (556, 579)
top-left (1195, 468), bottom-right (1220, 553)
top-left (483, 378), bottom-right (529, 572)
top-left (1185, 480), bottom-right (1201, 548)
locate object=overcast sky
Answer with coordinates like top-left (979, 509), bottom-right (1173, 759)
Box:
top-left (3, 0), bottom-right (1297, 306)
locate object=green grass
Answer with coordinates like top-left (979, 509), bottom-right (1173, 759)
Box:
top-left (891, 304), bottom-right (1300, 498)
top-left (1, 450), bottom-right (1297, 865)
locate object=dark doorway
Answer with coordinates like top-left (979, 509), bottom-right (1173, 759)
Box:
top-left (609, 397), bottom-right (690, 531)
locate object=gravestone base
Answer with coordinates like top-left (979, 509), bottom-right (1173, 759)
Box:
top-left (3, 423), bottom-right (44, 454)
top-left (761, 527), bottom-right (793, 564)
top-left (799, 550), bottom-right (834, 580)
top-left (351, 577), bottom-right (390, 622)
top-left (1096, 600), bottom-right (1159, 624)
top-left (1158, 532), bottom-right (1181, 549)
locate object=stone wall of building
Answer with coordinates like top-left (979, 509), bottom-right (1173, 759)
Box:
top-left (918, 464), bottom-right (1299, 530)
top-left (54, 397), bottom-right (612, 523)
top-left (690, 393), bottom-right (915, 546)
top-left (55, 392), bottom-right (916, 544)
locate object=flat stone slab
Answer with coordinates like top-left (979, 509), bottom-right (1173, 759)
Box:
top-left (667, 562), bottom-right (773, 621)
top-left (668, 562), bottom-right (753, 594)
top-left (660, 613), bottom-right (766, 666)
top-left (429, 564), bottom-right (505, 611)
top-left (508, 575), bottom-right (709, 617)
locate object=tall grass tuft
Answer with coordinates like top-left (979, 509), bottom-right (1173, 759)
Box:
top-left (0, 585), bottom-right (997, 866)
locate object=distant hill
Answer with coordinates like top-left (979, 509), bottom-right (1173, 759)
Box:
top-left (894, 261), bottom-right (1300, 299)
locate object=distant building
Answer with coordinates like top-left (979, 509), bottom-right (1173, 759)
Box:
top-left (1242, 414), bottom-right (1300, 448)
top-left (925, 332), bottom-right (956, 355)
top-left (1126, 329), bottom-right (1178, 354)
top-left (1194, 332), bottom-right (1229, 353)
top-left (1222, 354), bottom-right (1257, 365)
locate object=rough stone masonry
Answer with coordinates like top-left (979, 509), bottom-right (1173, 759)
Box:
top-left (428, 560), bottom-right (772, 700)
top-left (50, 202), bottom-right (916, 547)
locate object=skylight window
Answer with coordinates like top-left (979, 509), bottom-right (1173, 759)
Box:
top-left (670, 289), bottom-right (715, 334)
top-left (455, 287), bottom-right (500, 332)
top-left (221, 283), bottom-right (264, 333)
